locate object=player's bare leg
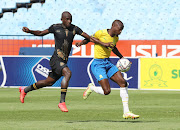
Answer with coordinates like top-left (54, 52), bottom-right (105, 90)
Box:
top-left (19, 76), bottom-right (56, 103)
top-left (110, 71), bottom-right (139, 119)
top-left (58, 67), bottom-right (71, 112)
top-left (98, 79), bottom-right (111, 95)
top-left (83, 79), bottom-right (110, 99)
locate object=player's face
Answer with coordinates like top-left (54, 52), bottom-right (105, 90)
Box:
top-left (114, 26), bottom-right (122, 36)
top-left (62, 15), bottom-right (72, 28)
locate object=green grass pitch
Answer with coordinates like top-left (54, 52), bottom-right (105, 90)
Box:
top-left (0, 88), bottom-right (180, 130)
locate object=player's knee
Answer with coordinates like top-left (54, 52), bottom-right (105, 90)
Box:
top-left (64, 70), bottom-right (72, 79)
top-left (104, 89), bottom-right (111, 95)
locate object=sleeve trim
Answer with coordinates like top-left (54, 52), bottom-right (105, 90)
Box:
top-left (81, 32), bottom-right (84, 35)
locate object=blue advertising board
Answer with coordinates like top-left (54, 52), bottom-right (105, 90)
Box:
top-left (0, 56), bottom-right (138, 89)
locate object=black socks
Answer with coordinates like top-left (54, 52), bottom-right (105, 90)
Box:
top-left (60, 88), bottom-right (67, 103)
top-left (24, 83), bottom-right (37, 93)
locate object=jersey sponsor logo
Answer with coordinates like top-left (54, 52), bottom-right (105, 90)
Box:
top-left (60, 62), bottom-right (65, 66)
top-left (32, 58), bottom-right (51, 82)
top-left (56, 30), bottom-right (61, 33)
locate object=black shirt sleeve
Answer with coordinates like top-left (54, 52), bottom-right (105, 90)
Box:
top-left (75, 26), bottom-right (83, 35)
top-left (48, 25), bottom-right (55, 33)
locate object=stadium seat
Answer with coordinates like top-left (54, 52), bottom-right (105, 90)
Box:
top-left (2, 0), bottom-right (16, 9)
top-left (31, 3), bottom-right (42, 9)
top-left (0, 0), bottom-right (179, 40)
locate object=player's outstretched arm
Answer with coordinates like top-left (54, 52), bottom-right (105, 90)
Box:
top-left (112, 46), bottom-right (124, 58)
top-left (90, 37), bottom-right (114, 49)
top-left (75, 39), bottom-right (89, 47)
top-left (81, 32), bottom-right (91, 40)
top-left (76, 36), bottom-right (114, 49)
top-left (75, 32), bottom-right (91, 47)
top-left (22, 27), bottom-right (49, 36)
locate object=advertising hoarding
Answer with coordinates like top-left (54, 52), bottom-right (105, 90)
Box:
top-left (140, 58), bottom-right (180, 90)
top-left (0, 56), bottom-right (139, 89)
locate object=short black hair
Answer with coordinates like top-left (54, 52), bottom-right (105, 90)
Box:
top-left (61, 11), bottom-right (72, 19)
top-left (112, 20), bottom-right (124, 30)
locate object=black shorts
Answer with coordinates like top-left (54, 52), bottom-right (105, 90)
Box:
top-left (48, 55), bottom-right (67, 80)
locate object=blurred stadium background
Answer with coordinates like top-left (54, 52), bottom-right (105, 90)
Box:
top-left (0, 0), bottom-right (180, 129)
top-left (0, 0), bottom-right (179, 39)
top-left (0, 0), bottom-right (179, 55)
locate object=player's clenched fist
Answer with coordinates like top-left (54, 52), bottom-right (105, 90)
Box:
top-left (22, 27), bottom-right (30, 33)
top-left (75, 42), bottom-right (82, 47)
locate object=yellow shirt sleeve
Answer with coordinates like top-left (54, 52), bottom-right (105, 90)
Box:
top-left (92, 30), bottom-right (102, 39)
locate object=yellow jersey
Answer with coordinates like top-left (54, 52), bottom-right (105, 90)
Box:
top-left (92, 29), bottom-right (119, 59)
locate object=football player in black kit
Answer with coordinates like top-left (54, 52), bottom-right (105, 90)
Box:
top-left (19, 11), bottom-right (93, 112)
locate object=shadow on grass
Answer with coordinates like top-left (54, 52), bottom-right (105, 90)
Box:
top-left (66, 120), bottom-right (159, 123)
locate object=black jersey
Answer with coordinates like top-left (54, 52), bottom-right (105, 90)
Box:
top-left (48, 23), bottom-right (83, 61)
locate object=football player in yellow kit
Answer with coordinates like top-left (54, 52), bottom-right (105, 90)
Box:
top-left (76, 20), bottom-right (139, 119)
